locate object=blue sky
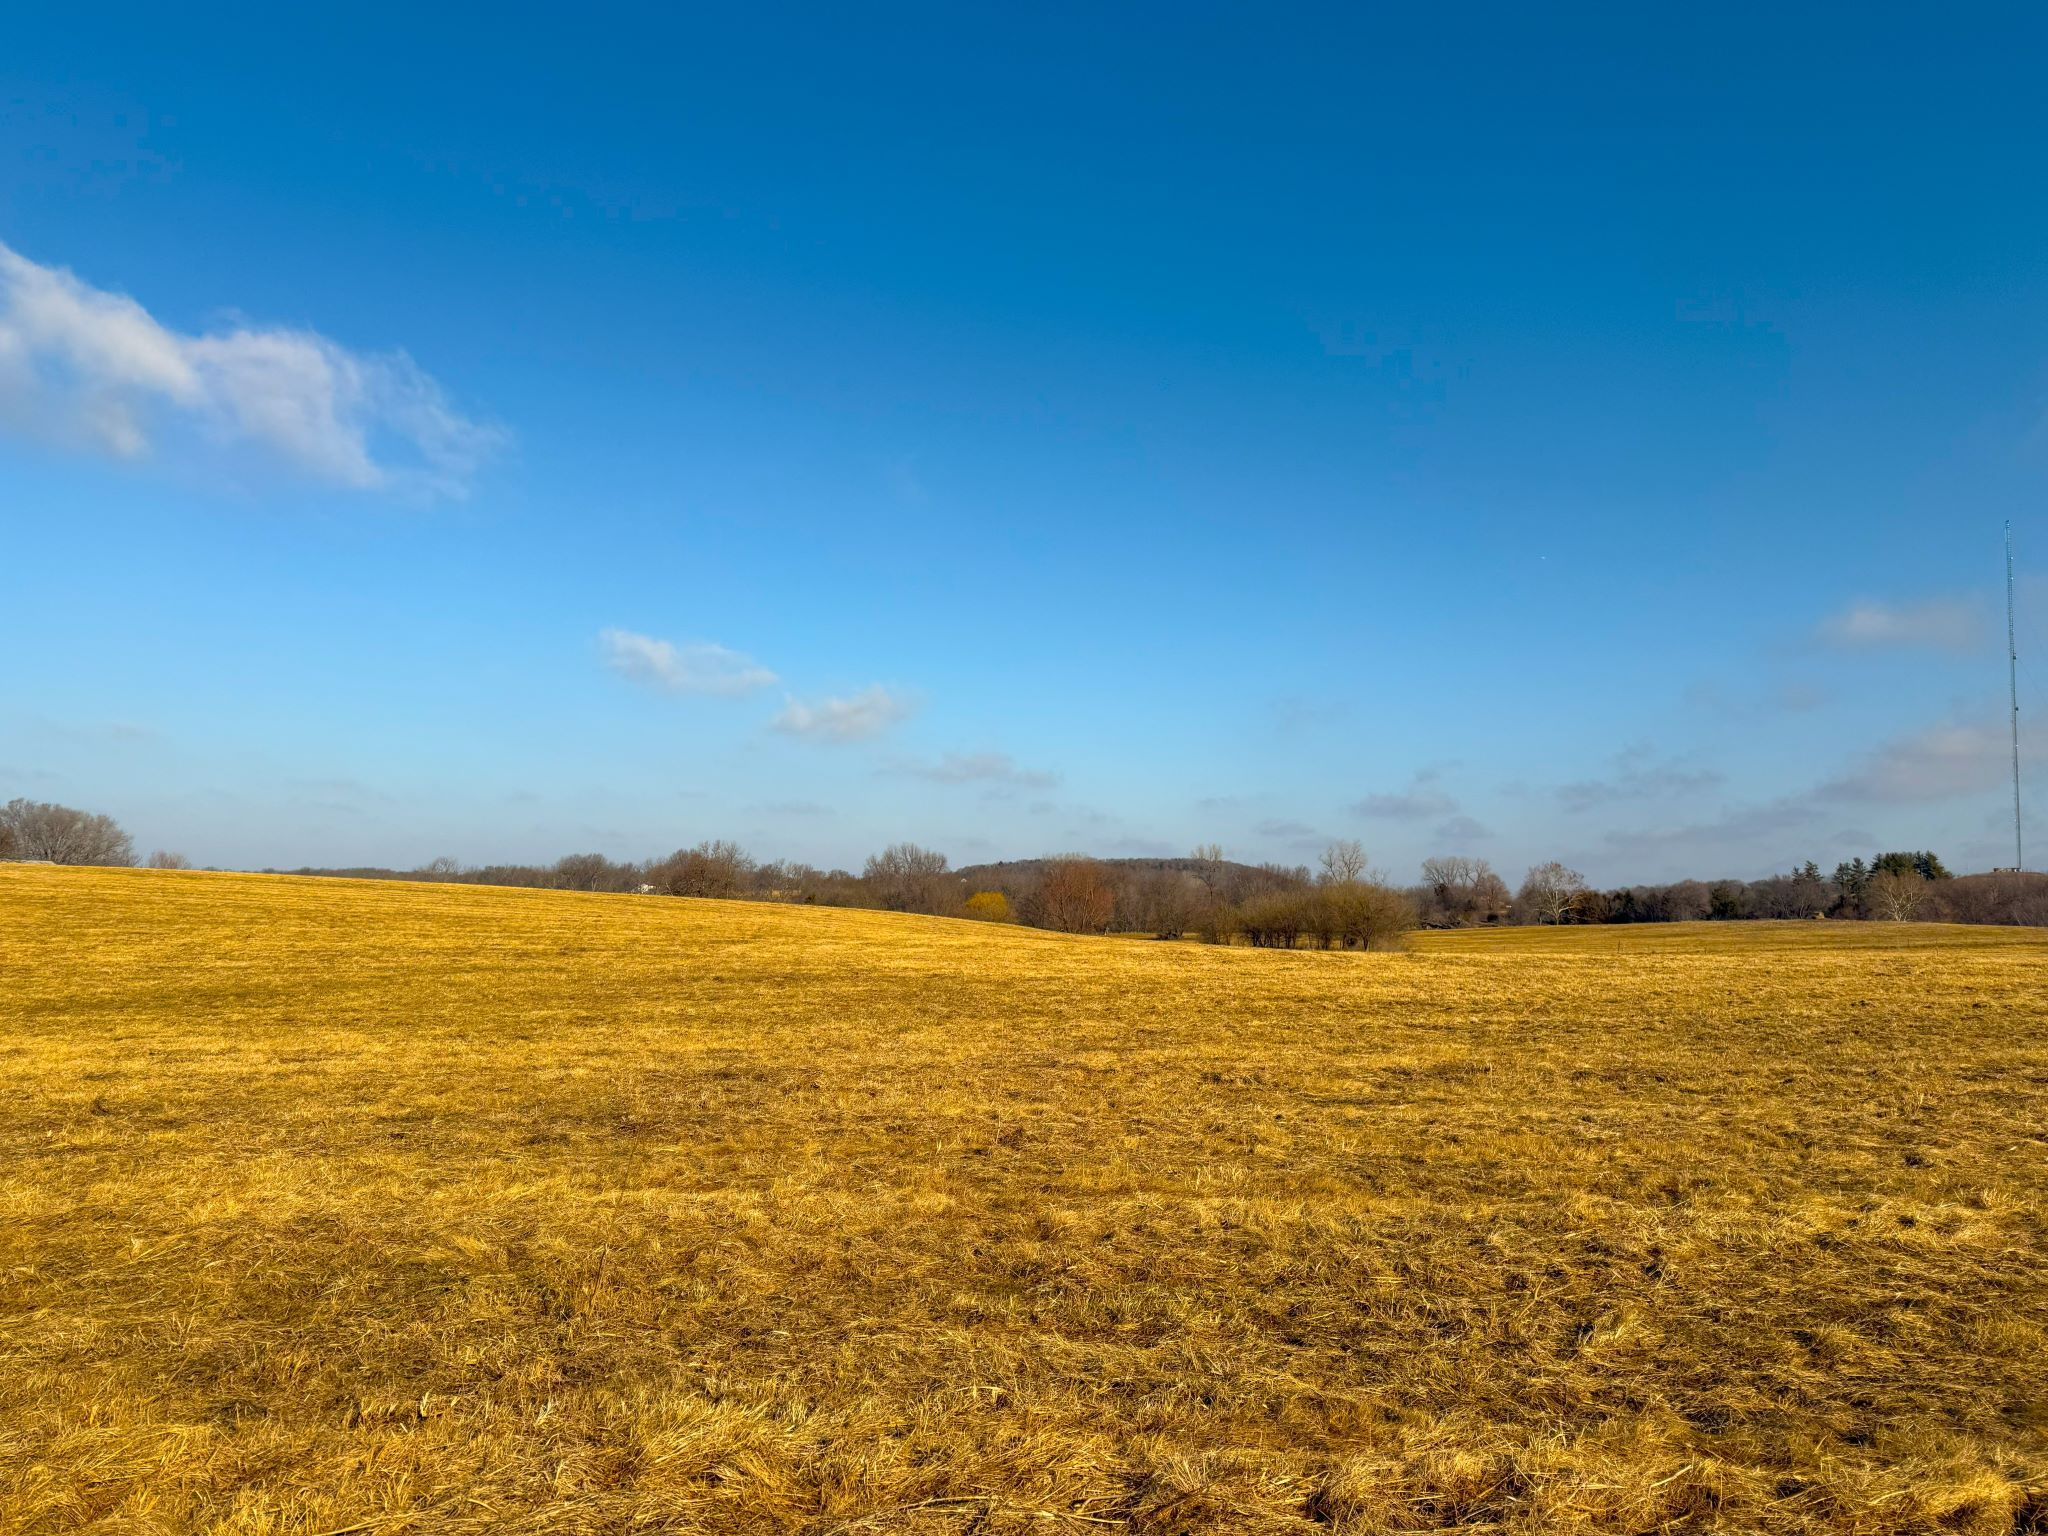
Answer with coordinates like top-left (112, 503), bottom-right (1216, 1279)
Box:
top-left (4, 3), bottom-right (2046, 882)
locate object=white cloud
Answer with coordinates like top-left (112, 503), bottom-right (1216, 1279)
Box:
top-left (1816, 597), bottom-right (1984, 654)
top-left (0, 240), bottom-right (499, 496)
top-left (771, 685), bottom-right (914, 743)
top-left (600, 629), bottom-right (777, 695)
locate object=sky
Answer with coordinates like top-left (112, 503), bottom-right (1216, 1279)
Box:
top-left (3, 2), bottom-right (2046, 884)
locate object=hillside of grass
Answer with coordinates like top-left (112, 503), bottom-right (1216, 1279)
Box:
top-left (3, 866), bottom-right (2045, 1534)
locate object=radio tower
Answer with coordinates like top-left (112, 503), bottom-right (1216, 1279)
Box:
top-left (2009, 520), bottom-right (2024, 870)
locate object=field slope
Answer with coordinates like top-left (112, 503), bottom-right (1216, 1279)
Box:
top-left (3, 866), bottom-right (2046, 1534)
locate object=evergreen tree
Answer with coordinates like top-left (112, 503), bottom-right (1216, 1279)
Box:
top-left (1873, 850), bottom-right (1952, 882)
top-left (1833, 858), bottom-right (1870, 915)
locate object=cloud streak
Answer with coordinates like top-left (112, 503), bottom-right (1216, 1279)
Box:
top-left (892, 751), bottom-right (1058, 787)
top-left (1816, 596), bottom-right (1984, 654)
top-left (0, 240), bottom-right (499, 495)
top-left (1351, 783), bottom-right (1457, 820)
top-left (1598, 797), bottom-right (1826, 863)
top-left (600, 629), bottom-right (778, 696)
top-left (1433, 814), bottom-right (1492, 843)
top-left (772, 686), bottom-right (915, 743)
top-left (1556, 747), bottom-right (1723, 813)
top-left (1591, 708), bottom-right (2034, 876)
top-left (1255, 817), bottom-right (1319, 839)
top-left (1819, 719), bottom-right (2020, 803)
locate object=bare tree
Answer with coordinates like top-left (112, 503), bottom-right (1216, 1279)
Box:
top-left (862, 842), bottom-right (956, 914)
top-left (1517, 861), bottom-right (1589, 925)
top-left (653, 840), bottom-right (754, 898)
top-left (415, 856), bottom-right (463, 880)
top-left (145, 850), bottom-right (194, 870)
top-left (1138, 868), bottom-right (1202, 939)
top-left (1938, 870), bottom-right (2048, 926)
top-left (1195, 895), bottom-right (1238, 945)
top-left (1663, 879), bottom-right (1713, 922)
top-left (1236, 890), bottom-right (1309, 948)
top-left (1420, 855), bottom-right (1474, 895)
top-left (1319, 839), bottom-right (1368, 885)
top-left (551, 852), bottom-right (617, 891)
top-left (1420, 855), bottom-right (1509, 925)
top-left (1867, 868), bottom-right (1928, 922)
top-left (1032, 855), bottom-right (1117, 934)
top-left (1322, 879), bottom-right (1418, 950)
top-left (0, 799), bottom-right (136, 866)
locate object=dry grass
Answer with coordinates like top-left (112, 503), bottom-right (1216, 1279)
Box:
top-left (3, 865), bottom-right (2046, 1535)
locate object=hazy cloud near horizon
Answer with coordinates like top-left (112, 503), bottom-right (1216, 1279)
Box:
top-left (1582, 708), bottom-right (2033, 877)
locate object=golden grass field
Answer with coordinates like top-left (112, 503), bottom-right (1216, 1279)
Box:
top-left (3, 866), bottom-right (2046, 1535)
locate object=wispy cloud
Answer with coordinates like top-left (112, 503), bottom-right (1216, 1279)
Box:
top-left (1591, 709), bottom-right (2030, 876)
top-left (1816, 596), bottom-right (1984, 654)
top-left (600, 628), bottom-right (778, 696)
top-left (1684, 678), bottom-right (1827, 717)
top-left (284, 775), bottom-right (397, 818)
top-left (24, 716), bottom-right (161, 747)
top-left (1255, 818), bottom-right (1319, 840)
top-left (1557, 746), bottom-right (1723, 813)
top-left (890, 751), bottom-right (1058, 788)
top-left (1599, 797), bottom-right (1826, 864)
top-left (1351, 779), bottom-right (1457, 820)
top-left (1819, 719), bottom-right (2018, 803)
top-left (772, 685), bottom-right (915, 743)
top-left (1433, 814), bottom-right (1492, 843)
top-left (1268, 694), bottom-right (1350, 736)
top-left (1100, 834), bottom-right (1179, 856)
top-left (0, 240), bottom-right (500, 496)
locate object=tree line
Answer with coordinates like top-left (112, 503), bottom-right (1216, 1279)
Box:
top-left (291, 838), bottom-right (1417, 947)
top-left (7, 795), bottom-right (2047, 932)
top-left (248, 840), bottom-right (2048, 936)
top-left (0, 797), bottom-right (186, 869)
top-left (1416, 850), bottom-right (2048, 928)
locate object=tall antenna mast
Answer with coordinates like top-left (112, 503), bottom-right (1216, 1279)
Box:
top-left (2009, 520), bottom-right (2024, 870)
